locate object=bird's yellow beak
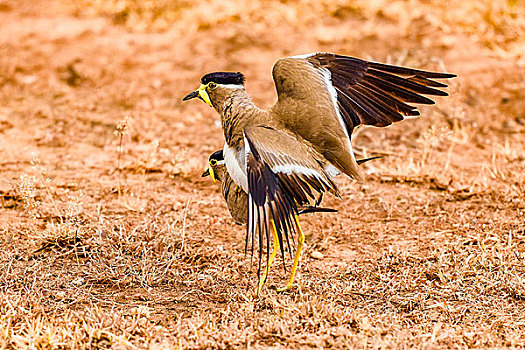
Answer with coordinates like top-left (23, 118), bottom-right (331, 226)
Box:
top-left (182, 84), bottom-right (212, 107)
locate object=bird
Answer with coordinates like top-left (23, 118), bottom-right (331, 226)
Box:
top-left (183, 52), bottom-right (455, 293)
top-left (202, 149), bottom-right (249, 225)
top-left (201, 149), bottom-right (378, 291)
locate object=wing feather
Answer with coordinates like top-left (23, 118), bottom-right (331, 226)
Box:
top-left (359, 74), bottom-right (437, 105)
top-left (245, 126), bottom-right (338, 202)
top-left (245, 134), bottom-right (298, 273)
top-left (354, 82), bottom-right (421, 116)
top-left (273, 52), bottom-right (455, 138)
top-left (244, 126), bottom-right (340, 272)
top-left (365, 59), bottom-right (455, 79)
top-left (407, 75), bottom-right (449, 88)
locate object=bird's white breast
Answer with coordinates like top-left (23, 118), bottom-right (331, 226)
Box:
top-left (223, 142), bottom-right (248, 192)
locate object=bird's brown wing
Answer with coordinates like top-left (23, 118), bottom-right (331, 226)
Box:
top-left (273, 52), bottom-right (455, 132)
top-left (270, 53), bottom-right (455, 179)
top-left (243, 125), bottom-right (337, 273)
top-left (245, 125), bottom-right (338, 201)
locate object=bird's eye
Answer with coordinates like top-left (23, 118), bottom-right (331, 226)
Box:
top-left (208, 82), bottom-right (217, 90)
top-left (210, 159), bottom-right (217, 166)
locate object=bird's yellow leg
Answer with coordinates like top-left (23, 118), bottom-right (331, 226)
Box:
top-left (257, 220), bottom-right (279, 295)
top-left (277, 215), bottom-right (304, 292)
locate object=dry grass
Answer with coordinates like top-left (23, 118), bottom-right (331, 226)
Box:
top-left (1, 0), bottom-right (525, 348)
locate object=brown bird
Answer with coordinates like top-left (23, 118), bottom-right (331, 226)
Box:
top-left (184, 52), bottom-right (455, 293)
top-left (202, 150), bottom-right (249, 225)
top-left (201, 149), bottom-right (380, 290)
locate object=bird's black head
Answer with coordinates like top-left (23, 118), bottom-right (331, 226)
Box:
top-left (183, 72), bottom-right (246, 107)
top-left (208, 150), bottom-right (224, 165)
top-left (202, 150), bottom-right (225, 181)
top-left (201, 72), bottom-right (245, 86)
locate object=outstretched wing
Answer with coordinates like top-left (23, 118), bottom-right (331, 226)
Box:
top-left (244, 126), bottom-right (337, 274)
top-left (310, 53), bottom-right (455, 131)
top-left (270, 53), bottom-right (455, 180)
top-left (273, 52), bottom-right (456, 135)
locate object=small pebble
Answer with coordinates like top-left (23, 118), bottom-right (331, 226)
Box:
top-left (311, 251), bottom-right (324, 259)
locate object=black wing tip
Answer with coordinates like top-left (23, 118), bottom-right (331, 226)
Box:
top-left (416, 72), bottom-right (456, 80)
top-left (356, 156), bottom-right (383, 165)
top-left (440, 73), bottom-right (457, 79)
top-left (421, 85), bottom-right (451, 96)
top-left (408, 76), bottom-right (449, 88)
top-left (428, 90), bottom-right (449, 98)
top-left (326, 53), bottom-right (457, 80)
top-left (367, 61), bottom-right (456, 79)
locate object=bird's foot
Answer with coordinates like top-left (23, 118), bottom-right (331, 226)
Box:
top-left (276, 283), bottom-right (293, 292)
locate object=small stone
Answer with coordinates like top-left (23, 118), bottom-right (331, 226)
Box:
top-left (71, 277), bottom-right (84, 285)
top-left (311, 251), bottom-right (324, 259)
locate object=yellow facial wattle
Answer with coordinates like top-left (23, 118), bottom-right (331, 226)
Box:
top-left (198, 84), bottom-right (212, 107)
top-left (208, 163), bottom-right (217, 182)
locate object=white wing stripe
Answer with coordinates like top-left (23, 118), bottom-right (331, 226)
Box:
top-left (324, 164), bottom-right (340, 178)
top-left (319, 67), bottom-right (360, 172)
top-left (272, 164), bottom-right (323, 178)
top-left (288, 52), bottom-right (317, 59)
